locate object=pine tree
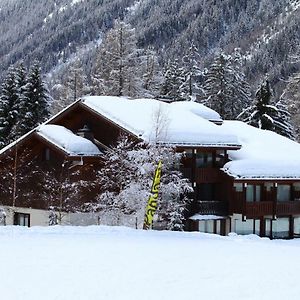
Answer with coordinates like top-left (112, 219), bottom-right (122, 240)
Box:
top-left (272, 98), bottom-right (295, 140)
top-left (9, 63), bottom-right (29, 141)
top-left (182, 41), bottom-right (202, 99)
top-left (239, 80), bottom-right (277, 130)
top-left (19, 63), bottom-right (50, 135)
top-left (159, 59), bottom-right (189, 102)
top-left (202, 52), bottom-right (251, 119)
top-left (91, 20), bottom-right (142, 97)
top-left (0, 66), bottom-right (19, 147)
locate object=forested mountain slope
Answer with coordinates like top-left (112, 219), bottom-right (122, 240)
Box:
top-left (1, 0), bottom-right (300, 95)
top-left (130, 0), bottom-right (300, 91)
top-left (0, 0), bottom-right (135, 80)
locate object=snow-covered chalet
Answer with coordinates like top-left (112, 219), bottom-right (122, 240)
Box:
top-left (1, 96), bottom-right (300, 239)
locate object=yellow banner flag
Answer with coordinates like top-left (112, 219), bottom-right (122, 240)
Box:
top-left (143, 161), bottom-right (162, 230)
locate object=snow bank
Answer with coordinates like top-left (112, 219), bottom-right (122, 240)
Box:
top-left (0, 225), bottom-right (300, 300)
top-left (82, 96), bottom-right (239, 148)
top-left (222, 121), bottom-right (300, 179)
top-left (38, 124), bottom-right (101, 156)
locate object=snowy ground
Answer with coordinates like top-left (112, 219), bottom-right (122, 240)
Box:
top-left (0, 226), bottom-right (300, 300)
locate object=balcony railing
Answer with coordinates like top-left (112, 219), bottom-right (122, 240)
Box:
top-left (197, 201), bottom-right (228, 215)
top-left (277, 201), bottom-right (300, 215)
top-left (245, 201), bottom-right (274, 217)
top-left (232, 196), bottom-right (300, 218)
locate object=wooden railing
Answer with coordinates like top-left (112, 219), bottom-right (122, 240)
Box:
top-left (232, 190), bottom-right (300, 217)
top-left (277, 201), bottom-right (300, 215)
top-left (195, 168), bottom-right (220, 183)
top-left (197, 201), bottom-right (228, 215)
top-left (245, 201), bottom-right (273, 217)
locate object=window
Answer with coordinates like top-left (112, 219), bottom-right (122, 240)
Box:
top-left (235, 219), bottom-right (253, 235)
top-left (45, 148), bottom-right (50, 161)
top-left (277, 185), bottom-right (290, 202)
top-left (264, 182), bottom-right (273, 192)
top-left (215, 150), bottom-right (226, 166)
top-left (14, 213), bottom-right (30, 227)
top-left (198, 219), bottom-right (223, 234)
top-left (196, 152), bottom-right (213, 168)
top-left (234, 183), bottom-right (243, 192)
top-left (183, 149), bottom-right (193, 158)
top-left (293, 183), bottom-right (300, 192)
top-left (294, 217), bottom-right (300, 236)
top-left (235, 219), bottom-right (260, 235)
top-left (197, 183), bottom-right (215, 201)
top-left (246, 185), bottom-right (261, 202)
top-left (272, 218), bottom-right (290, 238)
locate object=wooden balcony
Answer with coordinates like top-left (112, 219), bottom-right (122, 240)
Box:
top-left (195, 168), bottom-right (221, 183)
top-left (198, 201), bottom-right (228, 215)
top-left (245, 201), bottom-right (273, 217)
top-left (277, 201), bottom-right (300, 215)
top-left (232, 190), bottom-right (300, 217)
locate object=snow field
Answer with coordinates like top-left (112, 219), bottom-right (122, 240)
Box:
top-left (0, 226), bottom-right (300, 300)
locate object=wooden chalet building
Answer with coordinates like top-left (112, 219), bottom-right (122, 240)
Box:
top-left (1, 96), bottom-right (300, 239)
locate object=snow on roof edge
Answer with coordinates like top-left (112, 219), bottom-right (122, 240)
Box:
top-left (221, 168), bottom-right (300, 181)
top-left (80, 100), bottom-right (142, 138)
top-left (37, 124), bottom-right (102, 156)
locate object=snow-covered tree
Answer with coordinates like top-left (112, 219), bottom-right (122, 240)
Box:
top-left (9, 63), bottom-right (29, 141)
top-left (0, 66), bottom-right (19, 147)
top-left (65, 60), bottom-right (90, 102)
top-left (49, 210), bottom-right (58, 226)
top-left (50, 59), bottom-right (90, 114)
top-left (141, 47), bottom-right (162, 97)
top-left (0, 208), bottom-right (6, 226)
top-left (38, 163), bottom-right (94, 223)
top-left (202, 52), bottom-right (251, 119)
top-left (238, 80), bottom-right (294, 139)
top-left (182, 41), bottom-right (202, 99)
top-left (95, 135), bottom-right (192, 230)
top-left (19, 62), bottom-right (50, 135)
top-left (281, 72), bottom-right (300, 141)
top-left (239, 80), bottom-right (276, 130)
top-left (91, 20), bottom-right (142, 97)
top-left (272, 98), bottom-right (295, 140)
top-left (159, 59), bottom-right (189, 102)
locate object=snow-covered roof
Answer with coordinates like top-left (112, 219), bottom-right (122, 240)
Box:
top-left (169, 101), bottom-right (222, 123)
top-left (82, 96), bottom-right (240, 148)
top-left (37, 125), bottom-right (102, 156)
top-left (222, 121), bottom-right (300, 179)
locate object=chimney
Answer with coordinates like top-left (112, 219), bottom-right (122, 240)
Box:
top-left (77, 124), bottom-right (94, 141)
